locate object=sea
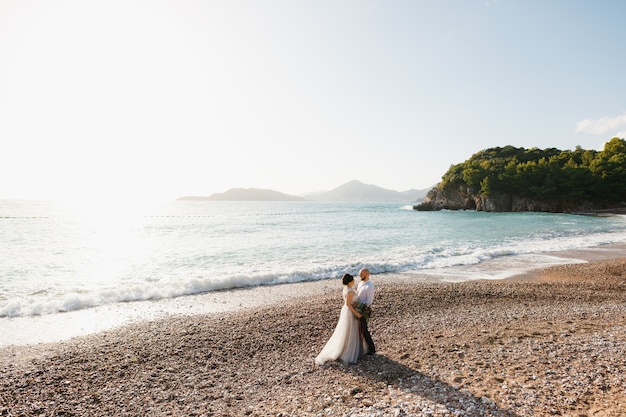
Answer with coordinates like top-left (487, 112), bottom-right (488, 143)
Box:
top-left (2, 199), bottom-right (626, 346)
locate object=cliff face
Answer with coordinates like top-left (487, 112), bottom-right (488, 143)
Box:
top-left (414, 186), bottom-right (474, 211)
top-left (413, 186), bottom-right (602, 213)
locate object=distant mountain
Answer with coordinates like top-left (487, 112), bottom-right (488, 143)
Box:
top-left (178, 181), bottom-right (431, 203)
top-left (303, 180), bottom-right (430, 202)
top-left (178, 188), bottom-right (306, 201)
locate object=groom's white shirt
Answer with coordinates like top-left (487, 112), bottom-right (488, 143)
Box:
top-left (357, 280), bottom-right (374, 306)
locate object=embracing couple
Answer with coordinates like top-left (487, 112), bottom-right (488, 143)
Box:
top-left (315, 268), bottom-right (376, 365)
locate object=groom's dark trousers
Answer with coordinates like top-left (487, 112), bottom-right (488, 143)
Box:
top-left (360, 316), bottom-right (375, 354)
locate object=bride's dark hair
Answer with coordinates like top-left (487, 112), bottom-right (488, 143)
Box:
top-left (342, 273), bottom-right (354, 285)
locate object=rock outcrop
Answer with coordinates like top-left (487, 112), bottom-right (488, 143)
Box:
top-left (414, 185), bottom-right (618, 213)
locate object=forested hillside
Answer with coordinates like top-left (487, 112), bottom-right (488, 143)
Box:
top-left (441, 138), bottom-right (626, 202)
top-left (416, 138), bottom-right (626, 212)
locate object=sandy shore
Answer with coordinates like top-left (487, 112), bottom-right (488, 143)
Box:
top-left (1, 255), bottom-right (625, 416)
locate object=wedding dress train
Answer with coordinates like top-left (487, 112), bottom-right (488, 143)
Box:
top-left (315, 287), bottom-right (363, 365)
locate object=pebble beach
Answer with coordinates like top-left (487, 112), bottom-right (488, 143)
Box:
top-left (1, 257), bottom-right (625, 416)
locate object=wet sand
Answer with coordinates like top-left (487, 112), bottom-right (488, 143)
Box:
top-left (1, 247), bottom-right (625, 416)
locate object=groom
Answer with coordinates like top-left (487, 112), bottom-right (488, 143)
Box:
top-left (357, 268), bottom-right (376, 355)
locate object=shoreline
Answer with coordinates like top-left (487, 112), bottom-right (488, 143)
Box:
top-left (1, 255), bottom-right (625, 415)
top-left (1, 243), bottom-right (626, 348)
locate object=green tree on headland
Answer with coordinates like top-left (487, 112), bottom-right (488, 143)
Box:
top-left (440, 138), bottom-right (626, 204)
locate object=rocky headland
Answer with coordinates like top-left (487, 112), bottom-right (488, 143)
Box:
top-left (415, 140), bottom-right (626, 213)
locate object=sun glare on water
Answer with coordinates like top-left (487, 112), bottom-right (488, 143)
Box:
top-left (52, 198), bottom-right (160, 287)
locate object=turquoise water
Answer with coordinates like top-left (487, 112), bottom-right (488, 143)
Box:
top-left (2, 199), bottom-right (626, 317)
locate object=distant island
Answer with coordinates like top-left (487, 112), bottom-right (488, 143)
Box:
top-left (177, 180), bottom-right (430, 202)
top-left (415, 137), bottom-right (626, 213)
top-left (178, 188), bottom-right (305, 202)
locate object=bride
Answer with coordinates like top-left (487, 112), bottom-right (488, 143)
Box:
top-left (315, 273), bottom-right (364, 365)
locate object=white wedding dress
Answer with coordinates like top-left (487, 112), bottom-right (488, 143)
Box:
top-left (315, 286), bottom-right (363, 365)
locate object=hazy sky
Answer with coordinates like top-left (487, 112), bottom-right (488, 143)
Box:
top-left (1, 0), bottom-right (625, 201)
